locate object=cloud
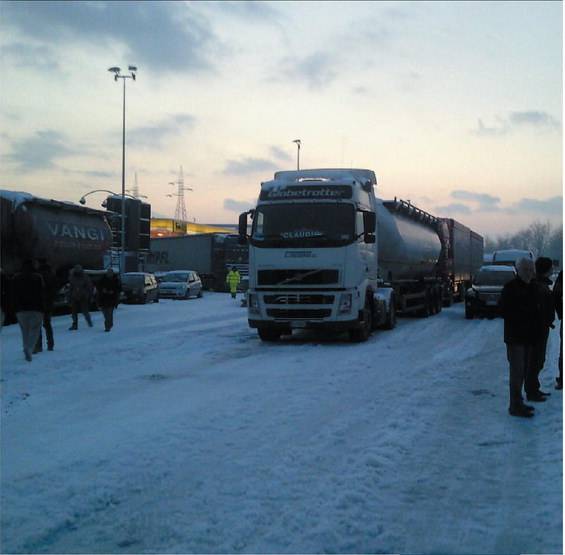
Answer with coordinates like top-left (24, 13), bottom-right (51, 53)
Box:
top-left (2, 42), bottom-right (61, 72)
top-left (451, 190), bottom-right (501, 211)
top-left (223, 157), bottom-right (278, 176)
top-left (472, 111), bottom-right (560, 137)
top-left (2, 1), bottom-right (218, 74)
top-left (278, 52), bottom-right (337, 89)
top-left (6, 130), bottom-right (74, 171)
top-left (129, 114), bottom-right (196, 148)
top-left (514, 196), bottom-right (563, 215)
top-left (435, 203), bottom-right (472, 215)
top-left (224, 198), bottom-right (255, 213)
top-left (198, 1), bottom-right (280, 21)
top-left (508, 111), bottom-right (560, 129)
top-left (270, 146), bottom-right (292, 162)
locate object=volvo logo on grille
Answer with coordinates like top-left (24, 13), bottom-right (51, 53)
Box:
top-left (275, 295), bottom-right (299, 304)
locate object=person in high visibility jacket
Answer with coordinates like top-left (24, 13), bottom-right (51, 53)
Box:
top-left (226, 267), bottom-right (241, 299)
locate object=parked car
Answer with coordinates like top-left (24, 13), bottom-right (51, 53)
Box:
top-left (465, 264), bottom-right (516, 319)
top-left (121, 272), bottom-right (159, 304)
top-left (158, 270), bottom-right (203, 299)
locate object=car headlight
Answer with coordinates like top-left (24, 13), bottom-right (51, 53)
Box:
top-left (248, 293), bottom-right (260, 314)
top-left (338, 293), bottom-right (353, 314)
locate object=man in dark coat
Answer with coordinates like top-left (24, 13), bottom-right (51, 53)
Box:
top-left (524, 257), bottom-right (555, 399)
top-left (12, 260), bottom-right (44, 362)
top-left (34, 259), bottom-right (58, 352)
top-left (499, 257), bottom-right (539, 417)
top-left (554, 270), bottom-right (563, 390)
top-left (96, 268), bottom-right (121, 332)
top-left (68, 264), bottom-right (93, 330)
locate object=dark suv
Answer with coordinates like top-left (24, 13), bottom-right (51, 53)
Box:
top-left (121, 272), bottom-right (159, 304)
top-left (465, 265), bottom-right (516, 319)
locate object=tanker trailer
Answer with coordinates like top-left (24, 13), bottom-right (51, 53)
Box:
top-left (1, 190), bottom-right (113, 285)
top-left (377, 198), bottom-right (444, 316)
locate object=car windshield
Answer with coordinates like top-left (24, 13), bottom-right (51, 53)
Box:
top-left (121, 275), bottom-right (144, 286)
top-left (251, 203), bottom-right (355, 248)
top-left (163, 273), bottom-right (189, 283)
top-left (474, 271), bottom-right (515, 286)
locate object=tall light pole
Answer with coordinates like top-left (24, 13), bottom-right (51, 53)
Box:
top-left (108, 65), bottom-right (137, 274)
top-left (292, 139), bottom-right (301, 170)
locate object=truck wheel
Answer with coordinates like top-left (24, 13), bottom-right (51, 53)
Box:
top-left (258, 328), bottom-right (281, 342)
top-left (419, 295), bottom-right (431, 318)
top-left (349, 301), bottom-right (372, 342)
top-left (383, 301), bottom-right (396, 330)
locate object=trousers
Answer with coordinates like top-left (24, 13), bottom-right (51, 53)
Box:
top-left (101, 306), bottom-right (115, 330)
top-left (71, 299), bottom-right (92, 326)
top-left (35, 311), bottom-right (54, 352)
top-left (506, 343), bottom-right (533, 409)
top-left (16, 311), bottom-right (43, 356)
top-left (525, 329), bottom-right (550, 396)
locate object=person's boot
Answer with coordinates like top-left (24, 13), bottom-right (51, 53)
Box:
top-left (526, 393), bottom-right (547, 402)
top-left (47, 343), bottom-right (54, 351)
top-left (24, 349), bottom-right (32, 362)
top-left (555, 378), bottom-right (563, 390)
top-left (69, 324), bottom-right (78, 330)
top-left (509, 405), bottom-right (535, 418)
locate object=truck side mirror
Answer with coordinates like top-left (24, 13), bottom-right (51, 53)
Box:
top-left (238, 212), bottom-right (248, 245)
top-left (363, 211), bottom-right (376, 233)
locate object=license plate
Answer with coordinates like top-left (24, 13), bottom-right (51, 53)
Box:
top-left (293, 321), bottom-right (307, 328)
top-left (486, 300), bottom-right (498, 306)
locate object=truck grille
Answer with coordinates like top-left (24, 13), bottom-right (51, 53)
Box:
top-left (263, 294), bottom-right (335, 305)
top-left (266, 309), bottom-right (332, 319)
top-left (257, 269), bottom-right (339, 286)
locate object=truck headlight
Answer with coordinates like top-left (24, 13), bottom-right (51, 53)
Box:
top-left (248, 293), bottom-right (260, 314)
top-left (338, 293), bottom-right (352, 314)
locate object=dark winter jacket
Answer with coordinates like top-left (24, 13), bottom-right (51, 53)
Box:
top-left (12, 270), bottom-right (44, 313)
top-left (499, 276), bottom-right (540, 345)
top-left (532, 275), bottom-right (555, 334)
top-left (96, 275), bottom-right (121, 307)
top-left (554, 271), bottom-right (562, 321)
top-left (37, 263), bottom-right (58, 311)
top-left (69, 270), bottom-right (93, 303)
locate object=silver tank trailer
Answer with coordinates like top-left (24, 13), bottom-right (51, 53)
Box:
top-left (375, 199), bottom-right (442, 281)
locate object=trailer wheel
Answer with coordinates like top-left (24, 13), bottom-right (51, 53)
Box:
top-left (258, 328), bottom-right (281, 342)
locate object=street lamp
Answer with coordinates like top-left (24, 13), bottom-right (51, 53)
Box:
top-left (292, 139), bottom-right (301, 170)
top-left (79, 189), bottom-right (138, 206)
top-left (108, 64), bottom-right (137, 274)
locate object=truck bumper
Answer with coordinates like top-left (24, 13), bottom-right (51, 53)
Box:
top-left (248, 317), bottom-right (361, 332)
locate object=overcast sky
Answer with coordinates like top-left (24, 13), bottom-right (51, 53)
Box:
top-left (0, 1), bottom-right (562, 236)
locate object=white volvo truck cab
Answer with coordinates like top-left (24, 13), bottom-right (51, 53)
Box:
top-left (239, 169), bottom-right (391, 342)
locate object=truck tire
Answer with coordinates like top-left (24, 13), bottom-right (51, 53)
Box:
top-left (258, 328), bottom-right (281, 342)
top-left (349, 300), bottom-right (372, 342)
top-left (419, 294), bottom-right (431, 318)
top-left (383, 300), bottom-right (396, 330)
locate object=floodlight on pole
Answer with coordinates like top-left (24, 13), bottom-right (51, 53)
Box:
top-left (292, 139), bottom-right (301, 170)
top-left (108, 64), bottom-right (137, 274)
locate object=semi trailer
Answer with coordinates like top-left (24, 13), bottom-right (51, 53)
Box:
top-left (145, 233), bottom-right (248, 291)
top-left (1, 190), bottom-right (113, 283)
top-left (238, 168), bottom-right (483, 342)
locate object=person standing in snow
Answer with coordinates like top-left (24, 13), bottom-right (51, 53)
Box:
top-left (554, 270), bottom-right (563, 390)
top-left (524, 257), bottom-right (555, 400)
top-left (96, 268), bottom-right (121, 332)
top-left (68, 264), bottom-right (93, 330)
top-left (226, 266), bottom-right (241, 299)
top-left (12, 259), bottom-right (44, 362)
top-left (499, 257), bottom-right (540, 418)
top-left (34, 259), bottom-right (58, 352)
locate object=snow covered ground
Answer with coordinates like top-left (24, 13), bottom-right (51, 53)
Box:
top-left (1, 293), bottom-right (562, 554)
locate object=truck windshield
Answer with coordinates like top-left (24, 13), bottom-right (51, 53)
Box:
top-left (474, 271), bottom-right (515, 286)
top-left (251, 203), bottom-right (355, 247)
